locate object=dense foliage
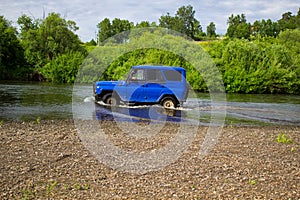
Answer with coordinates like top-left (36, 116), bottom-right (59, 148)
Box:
top-left (40, 51), bottom-right (86, 83)
top-left (1, 13), bottom-right (87, 82)
top-left (227, 9), bottom-right (300, 38)
top-left (0, 16), bottom-right (28, 80)
top-left (0, 6), bottom-right (299, 94)
top-left (203, 29), bottom-right (300, 94)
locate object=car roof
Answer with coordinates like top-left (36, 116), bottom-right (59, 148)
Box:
top-left (132, 65), bottom-right (185, 71)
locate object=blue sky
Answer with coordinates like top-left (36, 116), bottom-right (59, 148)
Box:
top-left (0, 0), bottom-right (299, 41)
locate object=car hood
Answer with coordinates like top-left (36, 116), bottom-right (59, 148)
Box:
top-left (96, 80), bottom-right (125, 86)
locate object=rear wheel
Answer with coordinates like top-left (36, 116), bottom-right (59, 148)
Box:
top-left (161, 96), bottom-right (178, 108)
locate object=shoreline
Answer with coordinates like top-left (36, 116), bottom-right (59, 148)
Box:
top-left (0, 120), bottom-right (299, 199)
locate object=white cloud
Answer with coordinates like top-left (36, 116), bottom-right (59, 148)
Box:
top-left (0, 0), bottom-right (299, 41)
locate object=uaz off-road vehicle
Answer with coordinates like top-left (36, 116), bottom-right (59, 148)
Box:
top-left (93, 66), bottom-right (188, 108)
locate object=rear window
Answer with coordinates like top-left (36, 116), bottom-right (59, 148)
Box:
top-left (163, 70), bottom-right (182, 81)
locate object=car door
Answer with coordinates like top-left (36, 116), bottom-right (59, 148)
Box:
top-left (125, 68), bottom-right (146, 102)
top-left (143, 69), bottom-right (165, 102)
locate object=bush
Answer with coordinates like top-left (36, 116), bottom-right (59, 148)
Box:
top-left (40, 51), bottom-right (86, 83)
top-left (203, 34), bottom-right (300, 94)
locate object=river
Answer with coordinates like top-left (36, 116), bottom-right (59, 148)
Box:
top-left (0, 82), bottom-right (299, 126)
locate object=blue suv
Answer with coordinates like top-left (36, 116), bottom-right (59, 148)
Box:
top-left (93, 66), bottom-right (188, 108)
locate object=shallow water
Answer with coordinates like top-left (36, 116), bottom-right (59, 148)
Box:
top-left (0, 82), bottom-right (299, 126)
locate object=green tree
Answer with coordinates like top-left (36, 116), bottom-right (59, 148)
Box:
top-left (17, 14), bottom-right (41, 66)
top-left (159, 13), bottom-right (177, 29)
top-left (111, 18), bottom-right (133, 35)
top-left (278, 11), bottom-right (297, 31)
top-left (39, 13), bottom-right (82, 61)
top-left (17, 14), bottom-right (38, 39)
top-left (135, 21), bottom-right (150, 28)
top-left (252, 19), bottom-right (279, 37)
top-left (17, 13), bottom-right (86, 82)
top-left (97, 18), bottom-right (112, 43)
top-left (206, 22), bottom-right (217, 37)
top-left (159, 5), bottom-right (203, 40)
top-left (18, 13), bottom-right (85, 69)
top-left (0, 16), bottom-right (28, 80)
top-left (226, 14), bottom-right (251, 39)
top-left (111, 18), bottom-right (133, 43)
top-left (97, 18), bottom-right (133, 43)
top-left (86, 39), bottom-right (97, 46)
top-left (176, 5), bottom-right (202, 39)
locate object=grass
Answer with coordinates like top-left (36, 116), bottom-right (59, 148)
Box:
top-left (248, 179), bottom-right (257, 186)
top-left (224, 117), bottom-right (272, 126)
top-left (276, 133), bottom-right (293, 144)
top-left (290, 147), bottom-right (296, 153)
top-left (46, 181), bottom-right (57, 195)
top-left (73, 182), bottom-right (90, 190)
top-left (21, 180), bottom-right (90, 198)
top-left (36, 117), bottom-right (41, 124)
top-left (276, 133), bottom-right (299, 153)
top-left (22, 189), bottom-right (34, 200)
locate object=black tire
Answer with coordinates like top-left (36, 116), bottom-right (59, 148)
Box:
top-left (95, 95), bottom-right (101, 102)
top-left (104, 94), bottom-right (119, 106)
top-left (160, 96), bottom-right (178, 108)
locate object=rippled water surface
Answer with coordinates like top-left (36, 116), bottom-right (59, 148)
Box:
top-left (0, 82), bottom-right (299, 126)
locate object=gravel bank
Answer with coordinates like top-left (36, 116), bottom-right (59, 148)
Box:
top-left (0, 120), bottom-right (299, 199)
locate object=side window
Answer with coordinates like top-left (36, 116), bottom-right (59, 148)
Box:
top-left (129, 69), bottom-right (145, 81)
top-left (147, 69), bottom-right (164, 82)
top-left (163, 70), bottom-right (182, 81)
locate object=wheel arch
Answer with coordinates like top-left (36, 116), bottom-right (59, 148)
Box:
top-left (97, 90), bottom-right (120, 101)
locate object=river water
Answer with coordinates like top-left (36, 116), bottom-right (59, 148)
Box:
top-left (0, 82), bottom-right (299, 126)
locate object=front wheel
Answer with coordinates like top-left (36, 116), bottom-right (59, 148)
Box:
top-left (160, 97), bottom-right (178, 108)
top-left (104, 94), bottom-right (119, 106)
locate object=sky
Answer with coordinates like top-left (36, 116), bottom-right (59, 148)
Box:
top-left (0, 0), bottom-right (299, 42)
